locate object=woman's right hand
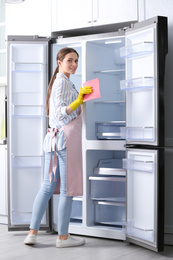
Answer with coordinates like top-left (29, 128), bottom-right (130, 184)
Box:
top-left (69, 86), bottom-right (92, 111)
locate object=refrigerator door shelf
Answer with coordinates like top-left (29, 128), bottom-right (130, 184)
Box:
top-left (12, 156), bottom-right (44, 168)
top-left (89, 176), bottom-right (126, 202)
top-left (120, 77), bottom-right (154, 91)
top-left (96, 121), bottom-right (126, 140)
top-left (120, 41), bottom-right (153, 59)
top-left (126, 221), bottom-right (154, 243)
top-left (12, 105), bottom-right (44, 117)
top-left (122, 158), bottom-right (154, 173)
top-left (12, 62), bottom-right (45, 73)
top-left (95, 201), bottom-right (126, 227)
top-left (125, 127), bottom-right (155, 142)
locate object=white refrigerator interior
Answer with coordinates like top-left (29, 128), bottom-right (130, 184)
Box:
top-left (8, 40), bottom-right (49, 228)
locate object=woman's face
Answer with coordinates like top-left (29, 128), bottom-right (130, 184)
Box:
top-left (58, 52), bottom-right (78, 78)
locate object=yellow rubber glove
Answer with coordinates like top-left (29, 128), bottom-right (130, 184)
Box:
top-left (69, 86), bottom-right (92, 110)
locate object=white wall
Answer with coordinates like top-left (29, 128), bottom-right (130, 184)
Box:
top-left (5, 0), bottom-right (51, 36)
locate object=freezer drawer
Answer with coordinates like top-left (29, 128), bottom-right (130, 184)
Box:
top-left (70, 198), bottom-right (82, 223)
top-left (95, 201), bottom-right (126, 227)
top-left (94, 158), bottom-right (126, 176)
top-left (89, 176), bottom-right (126, 202)
top-left (95, 121), bottom-right (125, 140)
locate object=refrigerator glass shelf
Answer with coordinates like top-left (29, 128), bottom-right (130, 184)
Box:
top-left (12, 62), bottom-right (44, 72)
top-left (120, 77), bottom-right (154, 91)
top-left (94, 69), bottom-right (125, 75)
top-left (96, 121), bottom-right (126, 140)
top-left (94, 167), bottom-right (126, 176)
top-left (125, 126), bottom-right (154, 141)
top-left (94, 101), bottom-right (125, 105)
top-left (120, 42), bottom-right (153, 59)
top-left (122, 158), bottom-right (154, 172)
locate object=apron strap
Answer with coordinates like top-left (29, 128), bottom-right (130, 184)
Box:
top-left (47, 128), bottom-right (58, 182)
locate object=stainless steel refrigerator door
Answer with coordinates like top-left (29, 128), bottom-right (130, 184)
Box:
top-left (7, 36), bottom-right (50, 231)
top-left (120, 16), bottom-right (167, 146)
top-left (124, 148), bottom-right (164, 252)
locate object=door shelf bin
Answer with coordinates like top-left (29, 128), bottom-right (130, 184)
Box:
top-left (125, 127), bottom-right (154, 141)
top-left (70, 198), bottom-right (82, 223)
top-left (95, 201), bottom-right (126, 227)
top-left (94, 158), bottom-right (126, 176)
top-left (12, 156), bottom-right (44, 168)
top-left (12, 62), bottom-right (44, 72)
top-left (120, 77), bottom-right (154, 91)
top-left (126, 221), bottom-right (154, 242)
top-left (12, 105), bottom-right (44, 117)
top-left (122, 158), bottom-right (154, 172)
top-left (89, 176), bottom-right (126, 202)
top-left (120, 42), bottom-right (153, 59)
top-left (96, 121), bottom-right (126, 140)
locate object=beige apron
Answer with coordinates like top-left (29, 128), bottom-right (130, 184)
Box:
top-left (48, 113), bottom-right (83, 197)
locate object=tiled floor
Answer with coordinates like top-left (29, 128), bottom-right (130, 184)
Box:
top-left (1, 224), bottom-right (173, 260)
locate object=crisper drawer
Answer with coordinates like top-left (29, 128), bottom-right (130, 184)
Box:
top-left (70, 198), bottom-right (82, 223)
top-left (95, 201), bottom-right (126, 227)
top-left (94, 158), bottom-right (126, 176)
top-left (89, 176), bottom-right (126, 202)
top-left (96, 121), bottom-right (125, 140)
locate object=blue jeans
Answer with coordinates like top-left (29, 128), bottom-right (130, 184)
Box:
top-left (30, 149), bottom-right (73, 235)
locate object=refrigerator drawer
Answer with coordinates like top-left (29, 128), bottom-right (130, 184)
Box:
top-left (89, 176), bottom-right (126, 202)
top-left (94, 158), bottom-right (126, 176)
top-left (70, 198), bottom-right (82, 223)
top-left (95, 201), bottom-right (126, 227)
top-left (96, 121), bottom-right (125, 140)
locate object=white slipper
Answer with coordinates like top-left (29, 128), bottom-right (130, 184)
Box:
top-left (56, 235), bottom-right (85, 248)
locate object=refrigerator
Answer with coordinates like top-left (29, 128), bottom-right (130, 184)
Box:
top-left (7, 16), bottom-right (168, 252)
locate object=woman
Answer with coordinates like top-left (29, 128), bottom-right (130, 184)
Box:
top-left (24, 47), bottom-right (92, 248)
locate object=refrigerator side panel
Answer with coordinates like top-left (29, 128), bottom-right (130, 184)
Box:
top-left (7, 37), bottom-right (50, 231)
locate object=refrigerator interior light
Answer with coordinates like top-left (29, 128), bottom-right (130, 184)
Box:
top-left (105, 40), bottom-right (122, 44)
top-left (5, 0), bottom-right (25, 3)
